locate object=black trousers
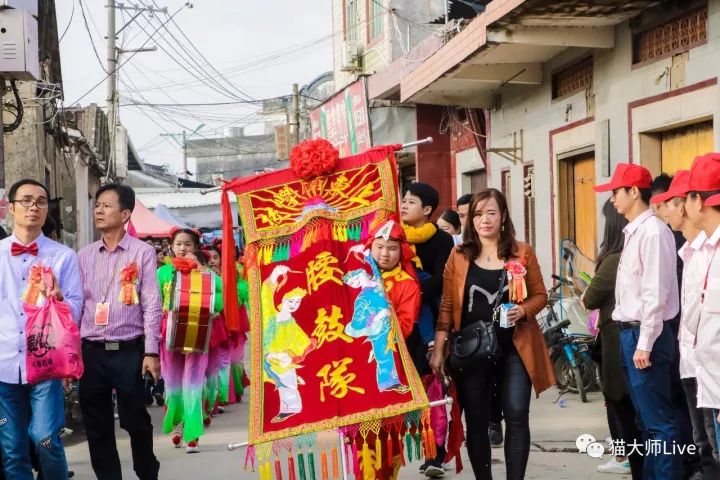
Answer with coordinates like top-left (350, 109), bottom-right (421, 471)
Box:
top-left (609, 395), bottom-right (644, 480)
top-left (454, 350), bottom-right (532, 480)
top-left (79, 342), bottom-right (159, 480)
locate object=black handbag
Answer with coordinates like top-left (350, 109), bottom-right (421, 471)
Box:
top-left (449, 269), bottom-right (507, 372)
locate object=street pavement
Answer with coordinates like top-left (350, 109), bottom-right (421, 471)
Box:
top-left (65, 388), bottom-right (627, 479)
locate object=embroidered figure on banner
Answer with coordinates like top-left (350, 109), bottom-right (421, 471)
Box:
top-left (262, 265), bottom-right (317, 424)
top-left (343, 254), bottom-right (409, 395)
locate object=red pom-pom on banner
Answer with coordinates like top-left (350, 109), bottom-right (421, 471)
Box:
top-left (289, 138), bottom-right (340, 180)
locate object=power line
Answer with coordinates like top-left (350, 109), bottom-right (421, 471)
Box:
top-left (77, 0), bottom-right (107, 73)
top-left (67, 3), bottom-right (189, 106)
top-left (59, 0), bottom-right (75, 43)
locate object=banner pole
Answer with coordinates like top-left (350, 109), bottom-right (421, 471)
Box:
top-left (400, 137), bottom-right (433, 150)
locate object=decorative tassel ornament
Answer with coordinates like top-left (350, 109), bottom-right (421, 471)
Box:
top-left (427, 425), bottom-right (438, 460)
top-left (351, 438), bottom-right (360, 477)
top-left (386, 431), bottom-right (393, 468)
top-left (308, 450), bottom-right (317, 480)
top-left (361, 436), bottom-right (372, 477)
top-left (398, 431), bottom-right (406, 466)
top-left (275, 458), bottom-right (284, 480)
top-left (298, 449), bottom-right (307, 480)
top-left (405, 431), bottom-right (413, 463)
top-left (414, 431), bottom-right (422, 460)
top-left (320, 449), bottom-right (328, 480)
top-left (374, 435), bottom-right (382, 470)
top-left (331, 444), bottom-right (339, 479)
top-left (288, 456), bottom-right (297, 480)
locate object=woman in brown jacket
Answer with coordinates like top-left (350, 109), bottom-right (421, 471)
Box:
top-left (429, 189), bottom-right (555, 479)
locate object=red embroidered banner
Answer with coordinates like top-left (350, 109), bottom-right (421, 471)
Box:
top-left (221, 146), bottom-right (429, 446)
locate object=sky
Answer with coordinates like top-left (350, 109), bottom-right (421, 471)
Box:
top-left (57, 0), bottom-right (334, 177)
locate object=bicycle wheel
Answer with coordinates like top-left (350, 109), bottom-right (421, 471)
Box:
top-left (572, 366), bottom-right (588, 402)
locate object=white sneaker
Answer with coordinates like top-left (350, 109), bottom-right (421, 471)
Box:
top-left (596, 458), bottom-right (630, 474)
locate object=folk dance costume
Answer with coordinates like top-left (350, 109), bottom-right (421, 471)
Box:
top-left (158, 257), bottom-right (223, 448)
top-left (229, 262), bottom-right (250, 403)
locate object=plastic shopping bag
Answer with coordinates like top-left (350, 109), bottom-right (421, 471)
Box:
top-left (24, 295), bottom-right (84, 384)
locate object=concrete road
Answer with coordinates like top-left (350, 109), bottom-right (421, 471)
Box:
top-left (65, 388), bottom-right (626, 479)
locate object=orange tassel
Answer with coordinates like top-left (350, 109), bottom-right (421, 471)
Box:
top-left (386, 431), bottom-right (393, 468)
top-left (331, 445), bottom-right (339, 479)
top-left (320, 449), bottom-right (328, 480)
top-left (398, 432), bottom-right (406, 466)
top-left (427, 425), bottom-right (438, 460)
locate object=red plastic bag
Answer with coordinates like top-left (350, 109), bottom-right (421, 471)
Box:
top-left (24, 296), bottom-right (84, 384)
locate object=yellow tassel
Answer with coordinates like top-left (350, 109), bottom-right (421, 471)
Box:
top-left (374, 435), bottom-right (382, 470)
top-left (361, 437), bottom-right (371, 476)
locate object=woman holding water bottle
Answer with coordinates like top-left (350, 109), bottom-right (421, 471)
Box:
top-left (429, 188), bottom-right (554, 480)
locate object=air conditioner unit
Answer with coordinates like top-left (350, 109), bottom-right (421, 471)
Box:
top-left (340, 41), bottom-right (362, 72)
top-left (0, 7), bottom-right (39, 80)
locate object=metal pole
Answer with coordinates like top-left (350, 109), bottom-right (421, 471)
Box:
top-left (292, 83), bottom-right (300, 146)
top-left (400, 137), bottom-right (433, 150)
top-left (182, 130), bottom-right (187, 178)
top-left (107, 2), bottom-right (117, 173)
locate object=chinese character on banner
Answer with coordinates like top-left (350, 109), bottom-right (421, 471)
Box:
top-left (317, 357), bottom-right (365, 402)
top-left (311, 306), bottom-right (352, 347)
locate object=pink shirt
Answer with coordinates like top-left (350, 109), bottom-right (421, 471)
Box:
top-left (78, 233), bottom-right (162, 354)
top-left (613, 209), bottom-right (679, 352)
top-left (696, 224), bottom-right (720, 409)
top-left (677, 231), bottom-right (707, 379)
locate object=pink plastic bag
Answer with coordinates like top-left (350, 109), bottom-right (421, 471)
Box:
top-left (587, 309), bottom-right (600, 336)
top-left (24, 296), bottom-right (84, 384)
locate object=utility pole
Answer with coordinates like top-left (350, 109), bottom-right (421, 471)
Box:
top-left (107, 1), bottom-right (117, 180)
top-left (105, 2), bottom-right (165, 181)
top-left (182, 130), bottom-right (187, 178)
top-left (292, 83), bottom-right (300, 146)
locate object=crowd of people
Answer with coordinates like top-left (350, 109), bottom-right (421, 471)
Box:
top-left (0, 180), bottom-right (249, 480)
top-left (3, 152), bottom-right (720, 480)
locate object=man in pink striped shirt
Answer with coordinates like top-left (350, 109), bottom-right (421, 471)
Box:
top-left (78, 183), bottom-right (162, 480)
top-left (595, 163), bottom-right (681, 480)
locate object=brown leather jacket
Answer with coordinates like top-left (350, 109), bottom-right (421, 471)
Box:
top-left (437, 242), bottom-right (556, 397)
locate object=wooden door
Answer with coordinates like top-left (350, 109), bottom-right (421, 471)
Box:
top-left (469, 170), bottom-right (487, 193)
top-left (559, 152), bottom-right (597, 261)
top-left (661, 121), bottom-right (714, 173)
top-left (573, 155), bottom-right (597, 261)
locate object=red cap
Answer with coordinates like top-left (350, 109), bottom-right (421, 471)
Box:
top-left (594, 163), bottom-right (652, 193)
top-left (650, 170), bottom-right (690, 204)
top-left (706, 193), bottom-right (720, 207)
top-left (687, 153), bottom-right (720, 193)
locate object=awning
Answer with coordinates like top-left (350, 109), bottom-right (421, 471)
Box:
top-left (153, 204), bottom-right (189, 228)
top-left (129, 200), bottom-right (176, 238)
top-left (400, 0), bottom-right (659, 107)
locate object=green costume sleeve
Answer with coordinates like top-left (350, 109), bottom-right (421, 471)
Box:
top-left (213, 272), bottom-right (224, 313)
top-left (157, 264), bottom-right (175, 311)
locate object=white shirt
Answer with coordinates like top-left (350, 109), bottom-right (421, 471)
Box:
top-left (677, 231), bottom-right (707, 379)
top-left (613, 209), bottom-right (680, 352)
top-left (696, 224), bottom-right (720, 409)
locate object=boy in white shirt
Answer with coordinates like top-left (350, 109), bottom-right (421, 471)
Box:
top-left (652, 170), bottom-right (718, 470)
top-left (682, 153), bottom-right (720, 457)
top-left (595, 163), bottom-right (681, 479)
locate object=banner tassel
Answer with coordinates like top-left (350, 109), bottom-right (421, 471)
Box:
top-left (320, 448), bottom-right (329, 480)
top-left (361, 437), bottom-right (371, 477)
top-left (351, 437), bottom-right (360, 477)
top-left (275, 458), bottom-right (283, 480)
top-left (386, 430), bottom-right (393, 468)
top-left (298, 449), bottom-right (307, 480)
top-left (331, 444), bottom-right (339, 479)
top-left (374, 435), bottom-right (382, 470)
top-left (288, 456), bottom-right (297, 480)
top-left (427, 425), bottom-right (438, 460)
top-left (398, 431), bottom-right (406, 466)
top-left (405, 430), bottom-right (413, 463)
top-left (308, 450), bottom-right (317, 480)
top-left (414, 430), bottom-right (422, 460)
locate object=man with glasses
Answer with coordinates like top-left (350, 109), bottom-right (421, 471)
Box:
top-left (0, 179), bottom-right (82, 480)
